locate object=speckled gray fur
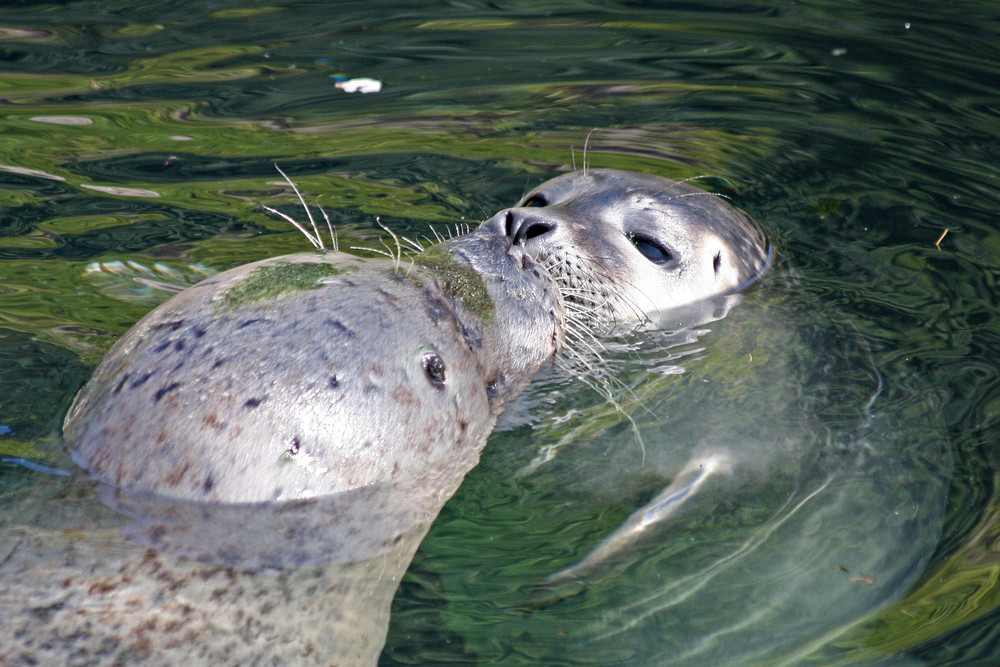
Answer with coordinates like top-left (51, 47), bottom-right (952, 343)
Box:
top-left (66, 232), bottom-right (564, 504)
top-left (5, 230), bottom-right (563, 665)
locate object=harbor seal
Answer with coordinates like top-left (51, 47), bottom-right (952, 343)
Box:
top-left (480, 168), bottom-right (770, 327)
top-left (65, 168), bottom-right (768, 506)
top-left (3, 229), bottom-right (565, 665)
top-left (65, 231), bottom-right (564, 504)
top-left (4, 168), bottom-right (772, 665)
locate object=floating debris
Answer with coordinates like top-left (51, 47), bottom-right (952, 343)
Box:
top-left (331, 75), bottom-right (382, 93)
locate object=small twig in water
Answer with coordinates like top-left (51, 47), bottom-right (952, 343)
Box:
top-left (934, 228), bottom-right (949, 250)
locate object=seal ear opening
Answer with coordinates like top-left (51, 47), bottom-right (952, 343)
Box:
top-left (421, 353), bottom-right (447, 389)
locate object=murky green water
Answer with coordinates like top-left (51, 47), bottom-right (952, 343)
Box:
top-left (1, 1), bottom-right (999, 664)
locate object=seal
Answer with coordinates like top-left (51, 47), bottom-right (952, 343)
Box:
top-left (1, 229), bottom-right (564, 665)
top-left (5, 168), bottom-right (772, 665)
top-left (64, 232), bottom-right (563, 504)
top-left (480, 168), bottom-right (770, 327)
top-left (474, 168), bottom-right (774, 603)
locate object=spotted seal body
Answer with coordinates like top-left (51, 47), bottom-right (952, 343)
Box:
top-left (1, 230), bottom-right (564, 665)
top-left (65, 232), bottom-right (564, 504)
top-left (480, 168), bottom-right (769, 326)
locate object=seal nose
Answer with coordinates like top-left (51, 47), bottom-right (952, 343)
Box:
top-left (504, 209), bottom-right (555, 246)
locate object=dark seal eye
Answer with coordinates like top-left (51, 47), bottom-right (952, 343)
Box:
top-left (522, 194), bottom-right (547, 207)
top-left (422, 353), bottom-right (446, 389)
top-left (629, 233), bottom-right (674, 264)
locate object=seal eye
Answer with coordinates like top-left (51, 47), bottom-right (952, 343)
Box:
top-left (522, 194), bottom-right (547, 207)
top-left (628, 233), bottom-right (673, 265)
top-left (422, 353), bottom-right (447, 389)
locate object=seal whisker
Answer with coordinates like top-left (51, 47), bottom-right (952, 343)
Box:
top-left (427, 225), bottom-right (445, 244)
top-left (664, 191), bottom-right (733, 203)
top-left (378, 237), bottom-right (396, 258)
top-left (562, 327), bottom-right (606, 359)
top-left (582, 129), bottom-right (596, 177)
top-left (398, 234), bottom-right (426, 254)
top-left (349, 245), bottom-right (395, 259)
top-left (317, 199), bottom-right (339, 252)
top-left (444, 224), bottom-right (469, 240)
top-left (554, 329), bottom-right (651, 467)
top-left (262, 205), bottom-right (324, 250)
top-left (273, 164), bottom-right (325, 249)
top-left (375, 217), bottom-right (404, 272)
top-left (264, 169), bottom-right (341, 253)
top-left (558, 302), bottom-right (643, 401)
top-left (558, 291), bottom-right (605, 308)
top-left (671, 174), bottom-right (733, 188)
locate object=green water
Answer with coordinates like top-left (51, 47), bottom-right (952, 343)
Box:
top-left (1, 1), bottom-right (999, 664)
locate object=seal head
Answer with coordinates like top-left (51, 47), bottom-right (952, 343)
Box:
top-left (480, 169), bottom-right (769, 326)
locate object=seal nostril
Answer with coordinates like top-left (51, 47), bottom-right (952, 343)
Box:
top-left (522, 222), bottom-right (552, 241)
top-left (512, 218), bottom-right (554, 245)
top-left (713, 252), bottom-right (722, 275)
top-left (504, 210), bottom-right (515, 238)
top-left (422, 353), bottom-right (447, 389)
top-left (506, 209), bottom-right (556, 246)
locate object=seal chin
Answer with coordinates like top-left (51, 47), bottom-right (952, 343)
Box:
top-left (479, 168), bottom-right (769, 324)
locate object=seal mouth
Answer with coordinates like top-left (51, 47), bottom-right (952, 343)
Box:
top-left (510, 243), bottom-right (548, 276)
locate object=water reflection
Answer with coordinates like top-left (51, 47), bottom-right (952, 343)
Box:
top-left (0, 467), bottom-right (441, 664)
top-left (388, 292), bottom-right (951, 664)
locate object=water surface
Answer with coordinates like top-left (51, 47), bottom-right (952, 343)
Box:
top-left (1, 1), bottom-right (999, 664)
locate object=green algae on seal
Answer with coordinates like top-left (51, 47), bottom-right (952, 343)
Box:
top-left (412, 243), bottom-right (494, 321)
top-left (220, 261), bottom-right (348, 309)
